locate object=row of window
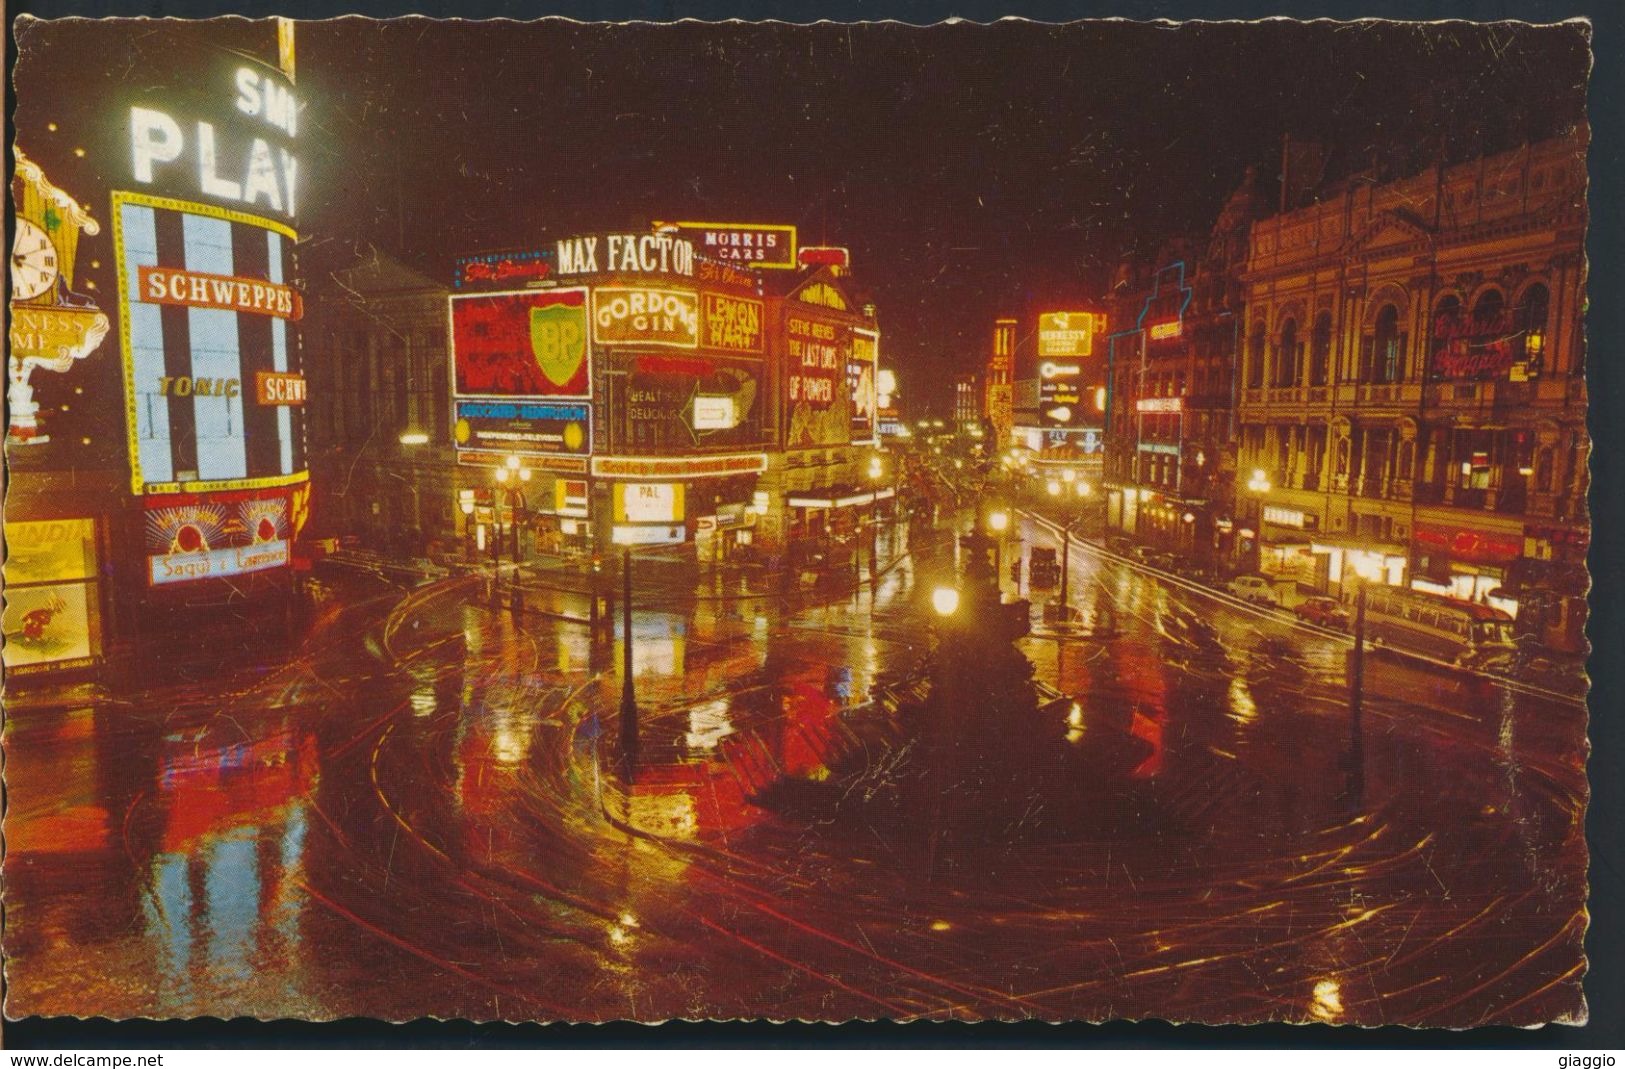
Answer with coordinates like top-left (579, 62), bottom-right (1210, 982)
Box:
top-left (1244, 284), bottom-right (1551, 388)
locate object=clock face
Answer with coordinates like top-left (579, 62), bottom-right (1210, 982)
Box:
top-left (11, 218), bottom-right (60, 302)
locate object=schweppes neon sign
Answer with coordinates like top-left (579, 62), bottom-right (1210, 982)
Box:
top-left (139, 265), bottom-right (302, 319)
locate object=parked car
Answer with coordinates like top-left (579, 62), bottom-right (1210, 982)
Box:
top-left (1105, 536), bottom-right (1134, 556)
top-left (1227, 574), bottom-right (1281, 605)
top-left (1148, 552), bottom-right (1178, 573)
top-left (1174, 560), bottom-right (1219, 585)
top-left (1130, 545), bottom-right (1158, 565)
top-left (1293, 595), bottom-right (1350, 630)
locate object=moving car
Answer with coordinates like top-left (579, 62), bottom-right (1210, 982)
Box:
top-left (1293, 595), bottom-right (1350, 630)
top-left (1227, 575), bottom-right (1280, 605)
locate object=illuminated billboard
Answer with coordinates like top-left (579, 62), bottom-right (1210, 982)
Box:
top-left (785, 313), bottom-right (852, 449)
top-left (615, 353), bottom-right (763, 452)
top-left (614, 482), bottom-right (686, 524)
top-left (113, 192), bottom-right (308, 498)
top-left (451, 288), bottom-right (591, 398)
top-left (2, 518), bottom-right (103, 673)
top-left (454, 248), bottom-right (557, 290)
top-left (702, 293), bottom-right (764, 353)
top-left (143, 486), bottom-right (291, 586)
top-left (1038, 312), bottom-right (1104, 358)
top-left (664, 222), bottom-right (798, 270)
top-left (1039, 358), bottom-right (1086, 426)
top-left (849, 328), bottom-right (879, 442)
top-left (124, 54), bottom-right (298, 226)
top-left (453, 400), bottom-right (591, 457)
top-left (592, 287), bottom-right (699, 349)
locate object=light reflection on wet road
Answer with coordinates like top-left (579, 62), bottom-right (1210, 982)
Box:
top-left (3, 518), bottom-right (1587, 1025)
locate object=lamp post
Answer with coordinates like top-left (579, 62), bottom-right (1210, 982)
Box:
top-left (495, 455), bottom-right (531, 614)
top-left (1345, 584), bottom-right (1368, 809)
top-left (868, 454), bottom-right (885, 586)
top-left (619, 544), bottom-right (639, 782)
top-left (988, 508), bottom-right (1010, 594)
top-left (460, 494), bottom-right (476, 562)
top-left (926, 582), bottom-right (960, 877)
top-left (1245, 467), bottom-right (1271, 574)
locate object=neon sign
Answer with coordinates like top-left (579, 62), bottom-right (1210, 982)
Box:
top-left (139, 265), bottom-right (301, 319)
top-left (128, 64), bottom-right (299, 219)
top-left (665, 222), bottom-right (797, 270)
top-left (556, 233), bottom-right (695, 277)
top-left (1135, 397), bottom-right (1182, 413)
top-left (454, 249), bottom-right (556, 289)
top-left (450, 289), bottom-right (591, 398)
top-left (1136, 262), bottom-right (1192, 348)
top-left (592, 453), bottom-right (768, 480)
top-left (593, 287), bottom-right (699, 349)
top-left (1038, 312), bottom-right (1103, 357)
top-left (701, 293), bottom-right (763, 353)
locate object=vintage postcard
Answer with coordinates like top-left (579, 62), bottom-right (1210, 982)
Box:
top-left (4, 15), bottom-right (1591, 1029)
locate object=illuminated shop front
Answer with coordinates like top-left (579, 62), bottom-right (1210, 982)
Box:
top-left (1408, 524), bottom-right (1523, 615)
top-left (5, 154), bottom-right (113, 678)
top-left (445, 228), bottom-right (881, 567)
top-left (449, 231), bottom-right (775, 562)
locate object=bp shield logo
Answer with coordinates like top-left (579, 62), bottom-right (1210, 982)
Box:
top-left (530, 302), bottom-right (587, 389)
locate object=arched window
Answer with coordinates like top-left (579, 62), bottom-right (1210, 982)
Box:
top-left (1364, 304), bottom-right (1405, 384)
top-left (1247, 321), bottom-right (1266, 388)
top-left (1310, 311), bottom-right (1332, 386)
top-left (1275, 318), bottom-right (1300, 387)
top-left (1472, 288), bottom-right (1506, 330)
top-left (1517, 284), bottom-right (1550, 372)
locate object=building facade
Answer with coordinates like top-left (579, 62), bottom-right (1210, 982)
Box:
top-left (953, 372), bottom-right (980, 431)
top-left (1103, 170), bottom-right (1262, 565)
top-left (1235, 132), bottom-right (1588, 651)
top-left (304, 250), bottom-right (456, 557)
top-left (439, 233), bottom-right (885, 572)
top-left (6, 20), bottom-right (308, 682)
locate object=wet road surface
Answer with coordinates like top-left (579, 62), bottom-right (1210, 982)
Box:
top-left (3, 518), bottom-right (1588, 1025)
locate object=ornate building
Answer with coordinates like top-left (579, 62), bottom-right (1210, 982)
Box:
top-left (1235, 132), bottom-right (1588, 652)
top-left (304, 249), bottom-right (457, 556)
top-left (1103, 168), bottom-right (1264, 564)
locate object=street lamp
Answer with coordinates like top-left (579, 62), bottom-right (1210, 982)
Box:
top-left (460, 494), bottom-right (476, 561)
top-left (494, 456), bottom-right (532, 612)
top-left (868, 454), bottom-right (885, 585)
top-left (987, 509), bottom-right (1010, 591)
top-left (1046, 479), bottom-right (1062, 497)
top-left (932, 585), bottom-right (961, 617)
top-left (1244, 468), bottom-right (1271, 573)
top-left (619, 545), bottom-right (640, 782)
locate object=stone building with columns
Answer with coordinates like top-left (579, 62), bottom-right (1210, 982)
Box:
top-left (1235, 130), bottom-right (1588, 652)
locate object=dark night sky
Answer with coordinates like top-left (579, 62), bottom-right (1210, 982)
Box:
top-left (13, 17), bottom-right (1592, 412)
top-left (293, 18), bottom-right (1588, 406)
